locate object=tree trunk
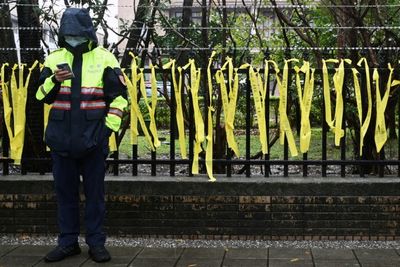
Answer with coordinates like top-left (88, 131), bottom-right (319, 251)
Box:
top-left (0, 0), bottom-right (18, 63)
top-left (17, 0), bottom-right (45, 172)
top-left (120, 0), bottom-right (151, 68)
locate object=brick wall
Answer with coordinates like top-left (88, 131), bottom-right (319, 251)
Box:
top-left (0, 176), bottom-right (399, 240)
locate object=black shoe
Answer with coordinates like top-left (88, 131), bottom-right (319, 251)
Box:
top-left (44, 243), bottom-right (81, 262)
top-left (89, 246), bottom-right (111, 263)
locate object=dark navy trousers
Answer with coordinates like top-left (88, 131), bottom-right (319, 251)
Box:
top-left (51, 142), bottom-right (108, 247)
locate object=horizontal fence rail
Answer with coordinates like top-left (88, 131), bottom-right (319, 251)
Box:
top-left (1, 62), bottom-right (400, 178)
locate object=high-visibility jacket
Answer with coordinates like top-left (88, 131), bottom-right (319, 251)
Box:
top-left (36, 45), bottom-right (128, 158)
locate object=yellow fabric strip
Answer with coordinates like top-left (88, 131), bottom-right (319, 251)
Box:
top-left (124, 64), bottom-right (154, 151)
top-left (128, 53), bottom-right (139, 145)
top-left (352, 58), bottom-right (372, 156)
top-left (183, 59), bottom-right (204, 174)
top-left (295, 61), bottom-right (315, 153)
top-left (205, 51), bottom-right (216, 182)
top-left (374, 64), bottom-right (400, 152)
top-left (215, 57), bottom-right (240, 157)
top-left (162, 59), bottom-right (187, 159)
top-left (1, 61), bottom-right (38, 164)
top-left (322, 59), bottom-right (351, 146)
top-left (269, 59), bottom-right (298, 157)
top-left (109, 132), bottom-right (117, 152)
top-left (248, 65), bottom-right (268, 154)
top-left (149, 64), bottom-right (161, 148)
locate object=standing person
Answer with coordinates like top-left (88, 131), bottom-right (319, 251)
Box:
top-left (36, 8), bottom-right (127, 263)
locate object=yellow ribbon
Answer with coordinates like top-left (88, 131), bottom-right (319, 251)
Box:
top-left (109, 132), bottom-right (117, 152)
top-left (248, 64), bottom-right (268, 154)
top-left (374, 64), bottom-right (400, 152)
top-left (162, 59), bottom-right (187, 159)
top-left (1, 61), bottom-right (38, 164)
top-left (351, 58), bottom-right (372, 156)
top-left (183, 59), bottom-right (204, 174)
top-left (205, 51), bottom-right (216, 182)
top-left (294, 61), bottom-right (315, 153)
top-left (136, 64), bottom-right (161, 148)
top-left (215, 57), bottom-right (241, 157)
top-left (269, 59), bottom-right (298, 157)
top-left (124, 54), bottom-right (155, 151)
top-left (322, 58), bottom-right (351, 146)
top-left (127, 53), bottom-right (139, 145)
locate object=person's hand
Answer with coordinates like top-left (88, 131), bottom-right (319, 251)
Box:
top-left (54, 68), bottom-right (73, 82)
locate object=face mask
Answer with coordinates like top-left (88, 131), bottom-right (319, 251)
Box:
top-left (64, 35), bottom-right (88, 47)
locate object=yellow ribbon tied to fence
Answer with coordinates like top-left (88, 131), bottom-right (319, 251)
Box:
top-left (183, 59), bottom-right (204, 174)
top-left (215, 57), bottom-right (241, 157)
top-left (351, 58), bottom-right (372, 156)
top-left (139, 65), bottom-right (160, 149)
top-left (322, 58), bottom-right (351, 146)
top-left (269, 59), bottom-right (298, 157)
top-left (294, 60), bottom-right (315, 153)
top-left (205, 51), bottom-right (216, 181)
top-left (1, 61), bottom-right (38, 164)
top-left (163, 59), bottom-right (187, 159)
top-left (124, 54), bottom-right (154, 151)
top-left (248, 64), bottom-right (268, 155)
top-left (374, 64), bottom-right (400, 153)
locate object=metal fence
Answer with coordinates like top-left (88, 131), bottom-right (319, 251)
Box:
top-left (1, 65), bottom-right (400, 178)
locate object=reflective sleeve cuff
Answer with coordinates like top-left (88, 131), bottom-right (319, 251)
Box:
top-left (105, 113), bottom-right (122, 132)
top-left (36, 74), bottom-right (59, 100)
top-left (109, 95), bottom-right (128, 111)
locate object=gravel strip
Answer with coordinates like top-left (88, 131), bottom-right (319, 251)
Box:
top-left (1, 235), bottom-right (399, 249)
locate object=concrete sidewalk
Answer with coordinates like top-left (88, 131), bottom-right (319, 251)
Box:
top-left (1, 245), bottom-right (400, 267)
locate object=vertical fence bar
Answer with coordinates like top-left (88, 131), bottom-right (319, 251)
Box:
top-left (321, 69), bottom-right (327, 177)
top-left (245, 70), bottom-right (251, 177)
top-left (359, 67), bottom-right (366, 177)
top-left (151, 139), bottom-right (156, 176)
top-left (169, 71), bottom-right (176, 177)
top-left (340, 68), bottom-right (347, 177)
top-left (188, 70), bottom-right (194, 176)
top-left (265, 66), bottom-right (270, 177)
top-left (132, 144), bottom-right (138, 176)
top-left (2, 122), bottom-right (9, 175)
top-left (379, 151), bottom-right (385, 177)
top-left (112, 150), bottom-right (119, 176)
top-left (398, 92), bottom-right (400, 177)
top-left (303, 153), bottom-right (308, 177)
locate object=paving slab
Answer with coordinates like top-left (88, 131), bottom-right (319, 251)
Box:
top-left (5, 245), bottom-right (53, 256)
top-left (358, 261), bottom-right (400, 267)
top-left (354, 249), bottom-right (400, 267)
top-left (135, 247), bottom-right (183, 259)
top-left (176, 258), bottom-right (222, 267)
top-left (82, 257), bottom-right (134, 266)
top-left (0, 255), bottom-right (43, 267)
top-left (35, 247), bottom-right (89, 267)
top-left (353, 248), bottom-right (400, 260)
top-left (180, 247), bottom-right (225, 259)
top-left (0, 245), bottom-right (18, 257)
top-left (225, 248), bottom-right (268, 259)
top-left (268, 258), bottom-right (314, 266)
top-left (313, 260), bottom-right (360, 267)
top-left (222, 258), bottom-right (268, 267)
top-left (269, 248), bottom-right (312, 259)
top-left (104, 246), bottom-right (142, 258)
top-left (128, 258), bottom-right (177, 267)
top-left (312, 248), bottom-right (357, 260)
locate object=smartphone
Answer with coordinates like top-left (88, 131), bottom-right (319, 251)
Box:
top-left (56, 62), bottom-right (75, 78)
